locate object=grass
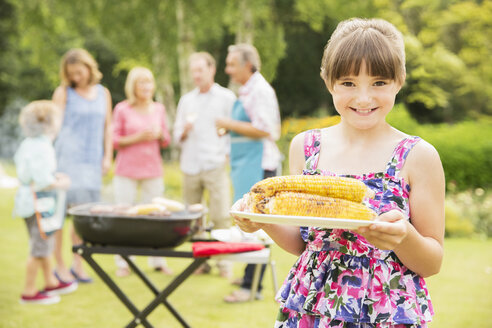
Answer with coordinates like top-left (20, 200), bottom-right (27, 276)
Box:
top-left (0, 161), bottom-right (491, 327)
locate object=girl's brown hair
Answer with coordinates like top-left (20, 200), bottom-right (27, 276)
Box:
top-left (59, 48), bottom-right (103, 87)
top-left (321, 18), bottom-right (406, 90)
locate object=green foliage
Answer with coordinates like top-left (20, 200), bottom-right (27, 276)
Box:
top-left (289, 0), bottom-right (492, 123)
top-left (445, 203), bottom-right (476, 238)
top-left (387, 108), bottom-right (492, 191)
top-left (271, 17), bottom-right (333, 118)
top-left (417, 120), bottom-right (492, 191)
top-left (445, 189), bottom-right (492, 238)
top-left (399, 0), bottom-right (492, 122)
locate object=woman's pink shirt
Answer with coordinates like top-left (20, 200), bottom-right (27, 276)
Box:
top-left (112, 100), bottom-right (170, 179)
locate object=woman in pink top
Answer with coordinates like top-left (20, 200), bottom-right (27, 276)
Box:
top-left (112, 67), bottom-right (172, 277)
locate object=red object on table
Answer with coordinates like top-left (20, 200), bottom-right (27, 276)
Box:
top-left (192, 241), bottom-right (265, 257)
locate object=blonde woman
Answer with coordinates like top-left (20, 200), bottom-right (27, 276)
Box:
top-left (52, 48), bottom-right (113, 283)
top-left (112, 67), bottom-right (172, 277)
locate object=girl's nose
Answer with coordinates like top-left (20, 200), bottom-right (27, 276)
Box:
top-left (355, 88), bottom-right (372, 106)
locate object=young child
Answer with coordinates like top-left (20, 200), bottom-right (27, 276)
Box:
top-left (233, 18), bottom-right (445, 327)
top-left (13, 100), bottom-right (78, 304)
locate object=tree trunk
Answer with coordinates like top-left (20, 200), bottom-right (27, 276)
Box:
top-left (236, 0), bottom-right (254, 44)
top-left (176, 0), bottom-right (195, 96)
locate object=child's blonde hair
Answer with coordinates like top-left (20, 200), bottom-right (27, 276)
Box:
top-left (124, 67), bottom-right (155, 105)
top-left (321, 18), bottom-right (406, 90)
top-left (19, 100), bottom-right (60, 138)
top-left (59, 48), bottom-right (103, 87)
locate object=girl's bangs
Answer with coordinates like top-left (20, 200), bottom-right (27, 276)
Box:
top-left (331, 30), bottom-right (401, 82)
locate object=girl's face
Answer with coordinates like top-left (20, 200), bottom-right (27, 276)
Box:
top-left (66, 63), bottom-right (91, 88)
top-left (330, 62), bottom-right (401, 130)
top-left (134, 77), bottom-right (155, 102)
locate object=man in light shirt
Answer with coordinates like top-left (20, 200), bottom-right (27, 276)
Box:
top-left (173, 52), bottom-right (236, 277)
top-left (217, 43), bottom-right (282, 303)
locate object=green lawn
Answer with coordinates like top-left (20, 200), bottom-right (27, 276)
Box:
top-left (0, 162), bottom-right (491, 327)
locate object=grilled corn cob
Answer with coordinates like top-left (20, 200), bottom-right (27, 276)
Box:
top-left (256, 192), bottom-right (375, 220)
top-left (248, 192), bottom-right (267, 213)
top-left (152, 197), bottom-right (185, 212)
top-left (250, 175), bottom-right (373, 202)
top-left (127, 203), bottom-right (167, 215)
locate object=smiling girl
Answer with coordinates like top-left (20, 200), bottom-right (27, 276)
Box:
top-left (233, 18), bottom-right (445, 327)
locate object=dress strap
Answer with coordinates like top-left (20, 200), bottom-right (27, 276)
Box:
top-left (385, 136), bottom-right (421, 177)
top-left (304, 129), bottom-right (322, 171)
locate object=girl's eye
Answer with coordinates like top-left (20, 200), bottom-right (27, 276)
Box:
top-left (374, 81), bottom-right (387, 86)
top-left (341, 82), bottom-right (354, 87)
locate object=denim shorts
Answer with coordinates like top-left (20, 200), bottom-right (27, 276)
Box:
top-left (24, 215), bottom-right (55, 257)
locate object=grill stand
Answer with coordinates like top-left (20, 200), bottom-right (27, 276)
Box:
top-left (73, 244), bottom-right (208, 328)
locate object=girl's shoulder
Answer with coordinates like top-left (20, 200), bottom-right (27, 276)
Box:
top-left (290, 130), bottom-right (308, 150)
top-left (405, 137), bottom-right (442, 170)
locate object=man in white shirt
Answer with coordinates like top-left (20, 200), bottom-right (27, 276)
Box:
top-left (173, 52), bottom-right (236, 277)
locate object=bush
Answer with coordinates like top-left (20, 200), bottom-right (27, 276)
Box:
top-left (444, 202), bottom-right (475, 238)
top-left (388, 111), bottom-right (492, 191)
top-left (445, 188), bottom-right (492, 238)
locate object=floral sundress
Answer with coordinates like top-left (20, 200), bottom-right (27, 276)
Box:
top-left (274, 130), bottom-right (433, 328)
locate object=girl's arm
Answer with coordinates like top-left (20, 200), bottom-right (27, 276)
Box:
top-left (102, 87), bottom-right (113, 175)
top-left (358, 140), bottom-right (445, 277)
top-left (233, 132), bottom-right (307, 256)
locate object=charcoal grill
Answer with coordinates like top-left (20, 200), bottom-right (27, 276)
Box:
top-left (69, 203), bottom-right (207, 328)
top-left (69, 203), bottom-right (202, 248)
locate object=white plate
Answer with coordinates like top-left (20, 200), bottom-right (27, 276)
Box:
top-left (211, 227), bottom-right (274, 244)
top-left (230, 211), bottom-right (378, 230)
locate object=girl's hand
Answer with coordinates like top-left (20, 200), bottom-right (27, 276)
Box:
top-left (230, 196), bottom-right (266, 233)
top-left (356, 209), bottom-right (409, 250)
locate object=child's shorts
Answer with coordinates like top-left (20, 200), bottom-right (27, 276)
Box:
top-left (24, 215), bottom-right (55, 257)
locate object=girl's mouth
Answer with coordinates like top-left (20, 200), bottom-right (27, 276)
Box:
top-left (351, 107), bottom-right (377, 115)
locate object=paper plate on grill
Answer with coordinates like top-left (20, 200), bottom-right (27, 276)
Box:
top-left (230, 211), bottom-right (379, 230)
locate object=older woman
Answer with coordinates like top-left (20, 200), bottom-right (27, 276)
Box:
top-left (112, 67), bottom-right (172, 277)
